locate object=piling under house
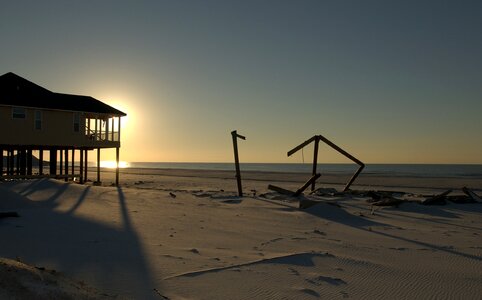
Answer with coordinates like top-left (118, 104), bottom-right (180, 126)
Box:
top-left (0, 72), bottom-right (126, 185)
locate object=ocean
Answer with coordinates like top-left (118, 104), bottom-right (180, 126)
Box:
top-left (123, 162), bottom-right (482, 179)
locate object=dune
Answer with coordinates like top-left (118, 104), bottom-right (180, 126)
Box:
top-left (1, 170), bottom-right (482, 299)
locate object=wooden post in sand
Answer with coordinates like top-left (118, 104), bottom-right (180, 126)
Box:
top-left (231, 130), bottom-right (246, 197)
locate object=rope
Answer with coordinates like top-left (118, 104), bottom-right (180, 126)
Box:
top-left (301, 147), bottom-right (305, 163)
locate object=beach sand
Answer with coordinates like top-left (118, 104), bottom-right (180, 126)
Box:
top-left (1, 168), bottom-right (482, 299)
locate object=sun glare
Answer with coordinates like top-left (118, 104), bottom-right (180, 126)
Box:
top-left (99, 161), bottom-right (129, 169)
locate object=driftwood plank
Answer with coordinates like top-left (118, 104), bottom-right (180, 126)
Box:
top-left (294, 173), bottom-right (321, 197)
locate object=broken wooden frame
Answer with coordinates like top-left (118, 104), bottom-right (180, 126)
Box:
top-left (231, 130), bottom-right (246, 197)
top-left (287, 135), bottom-right (365, 192)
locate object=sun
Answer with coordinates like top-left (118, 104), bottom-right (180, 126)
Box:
top-left (100, 161), bottom-right (129, 169)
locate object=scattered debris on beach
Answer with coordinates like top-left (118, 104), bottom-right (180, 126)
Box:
top-left (287, 134), bottom-right (365, 192)
top-left (264, 184), bottom-right (481, 209)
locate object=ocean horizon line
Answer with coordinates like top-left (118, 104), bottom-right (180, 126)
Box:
top-left (110, 162), bottom-right (482, 179)
top-left (125, 161), bottom-right (482, 166)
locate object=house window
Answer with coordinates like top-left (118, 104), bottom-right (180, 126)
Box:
top-left (34, 110), bottom-right (42, 130)
top-left (12, 107), bottom-right (26, 119)
top-left (73, 113), bottom-right (80, 132)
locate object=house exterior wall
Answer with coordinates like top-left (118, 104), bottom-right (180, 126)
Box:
top-left (0, 105), bottom-right (120, 148)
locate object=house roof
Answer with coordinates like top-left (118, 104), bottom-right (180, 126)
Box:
top-left (0, 72), bottom-right (126, 116)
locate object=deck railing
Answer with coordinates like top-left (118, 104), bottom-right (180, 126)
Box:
top-left (86, 129), bottom-right (119, 142)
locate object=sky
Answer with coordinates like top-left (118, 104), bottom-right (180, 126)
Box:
top-left (1, 0), bottom-right (481, 164)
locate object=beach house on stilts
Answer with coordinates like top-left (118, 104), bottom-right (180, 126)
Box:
top-left (0, 72), bottom-right (126, 185)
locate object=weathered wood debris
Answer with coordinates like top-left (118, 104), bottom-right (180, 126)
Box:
top-left (266, 184), bottom-right (481, 210)
top-left (287, 134), bottom-right (365, 192)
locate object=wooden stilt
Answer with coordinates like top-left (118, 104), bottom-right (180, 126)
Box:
top-left (59, 149), bottom-right (63, 175)
top-left (10, 150), bottom-right (15, 175)
top-left (50, 149), bottom-right (57, 175)
top-left (71, 148), bottom-right (75, 179)
top-left (84, 149), bottom-right (88, 182)
top-left (79, 149), bottom-right (84, 184)
top-left (17, 149), bottom-right (20, 175)
top-left (5, 150), bottom-right (7, 176)
top-left (96, 148), bottom-right (101, 183)
top-left (39, 149), bottom-right (44, 175)
top-left (0, 148), bottom-right (3, 177)
top-left (115, 147), bottom-right (120, 186)
top-left (26, 149), bottom-right (33, 176)
top-left (64, 149), bottom-right (69, 182)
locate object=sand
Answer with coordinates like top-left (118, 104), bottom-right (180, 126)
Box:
top-left (1, 168), bottom-right (482, 299)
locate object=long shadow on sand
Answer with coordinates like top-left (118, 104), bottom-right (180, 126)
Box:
top-left (303, 202), bottom-right (385, 228)
top-left (378, 204), bottom-right (482, 232)
top-left (0, 179), bottom-right (160, 299)
top-left (363, 227), bottom-right (482, 261)
top-left (299, 199), bottom-right (482, 262)
top-left (257, 195), bottom-right (482, 263)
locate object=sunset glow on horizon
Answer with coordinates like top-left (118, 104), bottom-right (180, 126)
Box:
top-left (99, 161), bottom-right (129, 169)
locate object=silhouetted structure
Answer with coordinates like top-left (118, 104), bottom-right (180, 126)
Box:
top-left (0, 72), bottom-right (126, 185)
top-left (288, 135), bottom-right (364, 192)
